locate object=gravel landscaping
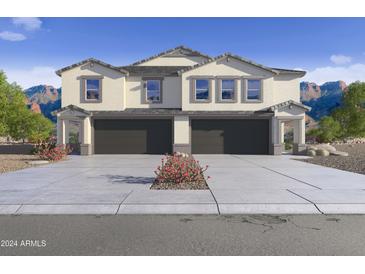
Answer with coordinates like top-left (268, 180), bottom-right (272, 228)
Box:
top-left (150, 175), bottom-right (209, 190)
top-left (0, 154), bottom-right (41, 174)
top-left (298, 144), bottom-right (365, 175)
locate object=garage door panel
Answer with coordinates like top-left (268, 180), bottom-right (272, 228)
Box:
top-left (192, 119), bottom-right (269, 154)
top-left (94, 119), bottom-right (172, 154)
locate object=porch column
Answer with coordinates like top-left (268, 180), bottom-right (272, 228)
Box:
top-left (80, 117), bottom-right (92, 155)
top-left (64, 120), bottom-right (70, 144)
top-left (56, 117), bottom-right (66, 145)
top-left (78, 122), bottom-right (82, 143)
top-left (293, 117), bottom-right (306, 155)
top-left (173, 115), bottom-right (191, 154)
top-left (279, 121), bottom-right (285, 144)
top-left (271, 117), bottom-right (283, 155)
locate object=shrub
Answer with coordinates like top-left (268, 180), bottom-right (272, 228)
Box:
top-left (306, 117), bottom-right (342, 143)
top-left (284, 142), bottom-right (293, 150)
top-left (154, 154), bottom-right (209, 184)
top-left (317, 116), bottom-right (342, 143)
top-left (33, 137), bottom-right (72, 161)
top-left (306, 128), bottom-right (321, 143)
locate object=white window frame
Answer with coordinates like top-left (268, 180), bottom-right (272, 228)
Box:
top-left (220, 79), bottom-right (235, 101)
top-left (85, 79), bottom-right (101, 101)
top-left (146, 79), bottom-right (162, 103)
top-left (246, 79), bottom-right (262, 102)
top-left (195, 79), bottom-right (210, 101)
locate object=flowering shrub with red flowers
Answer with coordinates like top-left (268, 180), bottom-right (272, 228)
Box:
top-left (154, 153), bottom-right (209, 185)
top-left (33, 137), bottom-right (72, 161)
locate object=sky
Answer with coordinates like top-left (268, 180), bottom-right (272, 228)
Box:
top-left (1, 17), bottom-right (365, 89)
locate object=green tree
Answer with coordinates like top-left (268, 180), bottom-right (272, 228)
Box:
top-left (0, 70), bottom-right (54, 142)
top-left (332, 82), bottom-right (365, 137)
top-left (317, 116), bottom-right (342, 142)
top-left (27, 112), bottom-right (54, 142)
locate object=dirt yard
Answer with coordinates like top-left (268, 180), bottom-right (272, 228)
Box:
top-left (0, 154), bottom-right (40, 174)
top-left (299, 144), bottom-right (365, 175)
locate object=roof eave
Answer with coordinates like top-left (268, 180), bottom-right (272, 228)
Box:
top-left (130, 45), bottom-right (212, 66)
top-left (269, 100), bottom-right (311, 112)
top-left (55, 58), bottom-right (129, 77)
top-left (178, 53), bottom-right (279, 75)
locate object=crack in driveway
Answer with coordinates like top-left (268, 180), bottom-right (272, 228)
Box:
top-left (230, 155), bottom-right (322, 190)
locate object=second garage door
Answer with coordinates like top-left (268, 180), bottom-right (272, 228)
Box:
top-left (191, 119), bottom-right (270, 154)
top-left (94, 119), bottom-right (172, 154)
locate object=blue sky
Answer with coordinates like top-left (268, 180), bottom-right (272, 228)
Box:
top-left (1, 17), bottom-right (365, 88)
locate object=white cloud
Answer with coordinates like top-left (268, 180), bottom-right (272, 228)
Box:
top-left (4, 66), bottom-right (60, 89)
top-left (303, 63), bottom-right (365, 85)
top-left (12, 17), bottom-right (42, 31)
top-left (0, 31), bottom-right (26, 41)
top-left (330, 54), bottom-right (352, 65)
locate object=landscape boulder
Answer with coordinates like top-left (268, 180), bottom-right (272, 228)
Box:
top-left (330, 150), bottom-right (349, 157)
top-left (307, 143), bottom-right (337, 153)
top-left (316, 149), bottom-right (330, 156)
top-left (306, 149), bottom-right (316, 156)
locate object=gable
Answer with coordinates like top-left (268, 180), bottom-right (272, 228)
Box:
top-left (132, 46), bottom-right (210, 67)
top-left (182, 56), bottom-right (276, 77)
top-left (275, 104), bottom-right (307, 116)
top-left (56, 58), bottom-right (128, 77)
top-left (62, 62), bottom-right (127, 80)
top-left (55, 105), bottom-right (91, 118)
top-left (139, 56), bottom-right (208, 66)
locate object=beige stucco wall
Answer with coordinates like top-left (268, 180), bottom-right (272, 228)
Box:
top-left (174, 116), bottom-right (190, 144)
top-left (60, 57), bottom-right (303, 114)
top-left (272, 74), bottom-right (300, 104)
top-left (61, 62), bottom-right (126, 111)
top-left (137, 56), bottom-right (207, 66)
top-left (126, 76), bottom-right (181, 108)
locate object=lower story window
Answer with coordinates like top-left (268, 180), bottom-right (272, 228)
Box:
top-left (195, 79), bottom-right (210, 101)
top-left (86, 79), bottom-right (100, 100)
top-left (146, 80), bottom-right (161, 102)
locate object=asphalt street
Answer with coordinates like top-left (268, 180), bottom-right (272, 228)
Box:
top-left (1, 214), bottom-right (365, 255)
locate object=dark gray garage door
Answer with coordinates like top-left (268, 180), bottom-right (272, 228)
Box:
top-left (192, 119), bottom-right (269, 154)
top-left (94, 119), bottom-right (172, 154)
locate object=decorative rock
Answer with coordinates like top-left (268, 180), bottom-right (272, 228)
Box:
top-left (306, 149), bottom-right (316, 156)
top-left (175, 152), bottom-right (189, 158)
top-left (330, 150), bottom-right (349, 157)
top-left (316, 149), bottom-right (330, 156)
top-left (308, 144), bottom-right (336, 152)
top-left (306, 145), bottom-right (318, 151)
top-left (332, 137), bottom-right (365, 145)
top-left (26, 160), bottom-right (49, 165)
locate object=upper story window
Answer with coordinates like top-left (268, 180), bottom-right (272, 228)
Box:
top-left (246, 79), bottom-right (262, 101)
top-left (146, 79), bottom-right (162, 103)
top-left (85, 79), bottom-right (101, 101)
top-left (195, 79), bottom-right (210, 101)
top-left (221, 79), bottom-right (235, 101)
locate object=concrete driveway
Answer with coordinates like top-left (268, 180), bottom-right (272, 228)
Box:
top-left (0, 154), bottom-right (364, 214)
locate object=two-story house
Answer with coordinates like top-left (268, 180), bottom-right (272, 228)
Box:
top-left (55, 46), bottom-right (310, 155)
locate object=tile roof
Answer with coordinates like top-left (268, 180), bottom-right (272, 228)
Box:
top-left (267, 100), bottom-right (311, 111)
top-left (91, 108), bottom-right (273, 117)
top-left (271, 68), bottom-right (306, 76)
top-left (55, 58), bottom-right (129, 76)
top-left (120, 66), bottom-right (191, 77)
top-left (177, 53), bottom-right (281, 75)
top-left (130, 45), bottom-right (211, 66)
top-left (53, 104), bottom-right (91, 115)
